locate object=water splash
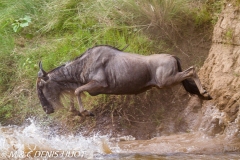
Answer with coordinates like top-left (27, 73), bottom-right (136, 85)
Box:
top-left (0, 119), bottom-right (120, 159)
top-left (1, 119), bottom-right (240, 159)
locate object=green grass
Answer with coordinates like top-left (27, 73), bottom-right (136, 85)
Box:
top-left (0, 0), bottom-right (220, 125)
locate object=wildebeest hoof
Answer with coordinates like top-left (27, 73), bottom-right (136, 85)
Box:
top-left (88, 112), bottom-right (95, 116)
top-left (69, 109), bottom-right (81, 116)
top-left (78, 110), bottom-right (95, 117)
top-left (207, 94), bottom-right (213, 100)
top-left (202, 92), bottom-right (212, 100)
top-left (69, 107), bottom-right (77, 112)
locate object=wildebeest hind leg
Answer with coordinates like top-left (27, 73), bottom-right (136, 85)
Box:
top-left (178, 66), bottom-right (211, 99)
top-left (75, 80), bottom-right (106, 116)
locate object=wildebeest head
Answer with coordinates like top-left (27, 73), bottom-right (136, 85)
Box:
top-left (36, 61), bottom-right (62, 114)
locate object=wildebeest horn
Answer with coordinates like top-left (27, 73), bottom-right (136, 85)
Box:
top-left (38, 61), bottom-right (47, 78)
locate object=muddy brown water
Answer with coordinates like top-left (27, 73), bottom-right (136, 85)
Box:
top-left (0, 119), bottom-right (239, 159)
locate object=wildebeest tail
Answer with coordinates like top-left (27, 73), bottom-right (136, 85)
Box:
top-left (174, 56), bottom-right (202, 97)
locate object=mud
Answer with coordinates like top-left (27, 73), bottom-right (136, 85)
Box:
top-left (119, 132), bottom-right (240, 154)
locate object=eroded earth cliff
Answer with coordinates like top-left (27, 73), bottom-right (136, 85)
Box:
top-left (198, 2), bottom-right (240, 137)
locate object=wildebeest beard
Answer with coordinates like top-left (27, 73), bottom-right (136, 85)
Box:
top-left (36, 78), bottom-right (55, 114)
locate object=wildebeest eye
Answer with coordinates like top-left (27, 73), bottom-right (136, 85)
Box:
top-left (39, 79), bottom-right (46, 88)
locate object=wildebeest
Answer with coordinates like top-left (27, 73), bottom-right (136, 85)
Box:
top-left (37, 45), bottom-right (212, 116)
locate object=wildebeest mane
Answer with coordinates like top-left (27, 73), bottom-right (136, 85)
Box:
top-left (74, 45), bottom-right (121, 60)
top-left (47, 64), bottom-right (66, 74)
top-left (92, 45), bottom-right (122, 51)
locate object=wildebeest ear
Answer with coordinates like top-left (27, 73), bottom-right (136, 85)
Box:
top-left (38, 61), bottom-right (48, 78)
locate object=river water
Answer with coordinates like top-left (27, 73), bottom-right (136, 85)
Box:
top-left (0, 119), bottom-right (239, 159)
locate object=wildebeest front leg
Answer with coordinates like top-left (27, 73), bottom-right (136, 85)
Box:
top-left (75, 95), bottom-right (94, 117)
top-left (69, 96), bottom-right (76, 112)
top-left (76, 95), bottom-right (83, 112)
top-left (75, 81), bottom-right (106, 116)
